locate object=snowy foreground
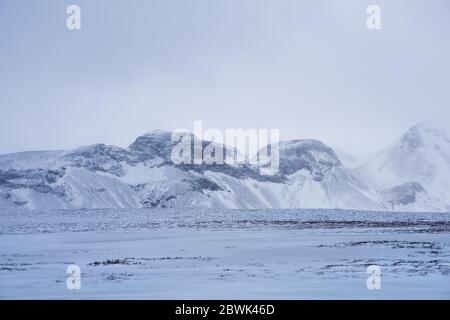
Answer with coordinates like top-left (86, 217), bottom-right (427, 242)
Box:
top-left (1, 208), bottom-right (450, 299)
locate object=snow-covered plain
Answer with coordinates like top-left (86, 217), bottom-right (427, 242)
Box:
top-left (1, 208), bottom-right (450, 299)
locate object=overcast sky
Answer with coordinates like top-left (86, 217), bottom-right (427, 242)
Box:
top-left (1, 0), bottom-right (449, 159)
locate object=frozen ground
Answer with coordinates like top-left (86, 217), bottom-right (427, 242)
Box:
top-left (1, 208), bottom-right (450, 299)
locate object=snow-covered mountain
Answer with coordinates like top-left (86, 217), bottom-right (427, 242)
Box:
top-left (355, 122), bottom-right (450, 212)
top-left (0, 123), bottom-right (448, 212)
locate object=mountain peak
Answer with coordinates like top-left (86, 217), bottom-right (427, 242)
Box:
top-left (128, 130), bottom-right (175, 161)
top-left (400, 126), bottom-right (424, 149)
top-left (138, 129), bottom-right (173, 140)
top-left (276, 139), bottom-right (341, 178)
top-left (410, 121), bottom-right (448, 138)
top-left (404, 122), bottom-right (450, 147)
top-left (356, 120), bottom-right (450, 211)
top-left (413, 121), bottom-right (438, 131)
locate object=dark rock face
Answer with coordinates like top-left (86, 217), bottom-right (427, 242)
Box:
top-left (381, 182), bottom-right (425, 206)
top-left (0, 168), bottom-right (66, 196)
top-left (128, 130), bottom-right (176, 162)
top-left (401, 127), bottom-right (423, 149)
top-left (62, 144), bottom-right (137, 176)
top-left (129, 131), bottom-right (283, 182)
top-left (276, 139), bottom-right (341, 180)
top-left (189, 177), bottom-right (222, 192)
top-left (177, 162), bottom-right (285, 183)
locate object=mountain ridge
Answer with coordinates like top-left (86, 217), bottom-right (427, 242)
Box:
top-left (1, 123), bottom-right (448, 212)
